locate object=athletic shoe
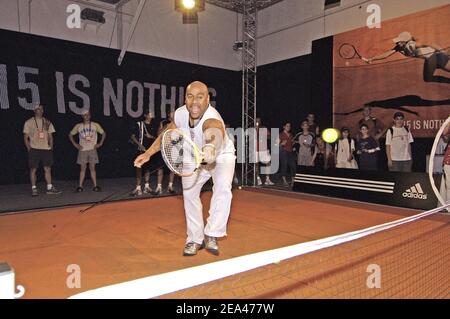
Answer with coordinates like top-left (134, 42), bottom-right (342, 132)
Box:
top-left (257, 177), bottom-right (263, 186)
top-left (143, 186), bottom-right (152, 194)
top-left (265, 179), bottom-right (275, 186)
top-left (204, 235), bottom-right (219, 256)
top-left (183, 242), bottom-right (205, 256)
top-left (129, 188), bottom-right (142, 196)
top-left (76, 187), bottom-right (83, 193)
top-left (46, 186), bottom-right (62, 195)
top-left (168, 187), bottom-right (176, 194)
top-left (153, 187), bottom-right (162, 196)
top-left (93, 186), bottom-right (101, 192)
top-left (31, 188), bottom-right (39, 197)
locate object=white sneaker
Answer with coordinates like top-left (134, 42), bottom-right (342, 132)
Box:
top-left (265, 179), bottom-right (275, 186)
top-left (130, 188), bottom-right (142, 196)
top-left (143, 186), bottom-right (152, 194)
top-left (257, 177), bottom-right (263, 186)
top-left (153, 187), bottom-right (162, 195)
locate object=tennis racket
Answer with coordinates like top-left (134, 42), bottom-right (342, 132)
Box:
top-left (338, 43), bottom-right (369, 63)
top-left (161, 128), bottom-right (206, 177)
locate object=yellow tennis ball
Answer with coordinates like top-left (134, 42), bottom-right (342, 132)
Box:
top-left (238, 186), bottom-right (242, 190)
top-left (322, 128), bottom-right (339, 144)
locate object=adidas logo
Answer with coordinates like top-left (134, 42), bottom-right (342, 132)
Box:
top-left (402, 183), bottom-right (428, 200)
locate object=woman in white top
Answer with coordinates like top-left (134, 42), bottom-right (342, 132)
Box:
top-left (335, 127), bottom-right (358, 169)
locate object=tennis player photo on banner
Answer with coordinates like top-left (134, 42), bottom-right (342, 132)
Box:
top-left (333, 4), bottom-right (450, 138)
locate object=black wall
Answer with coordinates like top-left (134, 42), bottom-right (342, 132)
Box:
top-left (257, 54), bottom-right (312, 131)
top-left (0, 29), bottom-right (433, 186)
top-left (0, 29), bottom-right (241, 185)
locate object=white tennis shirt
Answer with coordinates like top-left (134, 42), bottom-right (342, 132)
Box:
top-left (174, 104), bottom-right (235, 156)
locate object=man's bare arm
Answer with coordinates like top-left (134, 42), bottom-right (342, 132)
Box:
top-left (143, 121), bottom-right (177, 157)
top-left (24, 134), bottom-right (30, 151)
top-left (203, 119), bottom-right (225, 149)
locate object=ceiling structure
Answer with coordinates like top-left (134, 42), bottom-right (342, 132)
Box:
top-left (206, 0), bottom-right (285, 13)
top-left (80, 0), bottom-right (286, 14)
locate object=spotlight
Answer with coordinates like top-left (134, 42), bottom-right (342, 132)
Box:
top-left (182, 0), bottom-right (195, 10)
top-left (175, 0), bottom-right (204, 24)
top-left (175, 0), bottom-right (205, 12)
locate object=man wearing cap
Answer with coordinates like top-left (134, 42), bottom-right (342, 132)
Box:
top-left (23, 103), bottom-right (61, 196)
top-left (69, 110), bottom-right (106, 192)
top-left (363, 31), bottom-right (450, 84)
top-left (385, 112), bottom-right (414, 172)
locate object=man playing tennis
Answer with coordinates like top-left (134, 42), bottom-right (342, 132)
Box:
top-left (134, 81), bottom-right (236, 256)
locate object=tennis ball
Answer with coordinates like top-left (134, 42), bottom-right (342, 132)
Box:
top-left (238, 186), bottom-right (242, 190)
top-left (273, 261), bottom-right (281, 265)
top-left (322, 128), bottom-right (339, 144)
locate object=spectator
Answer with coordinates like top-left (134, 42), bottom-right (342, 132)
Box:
top-left (295, 121), bottom-right (314, 167)
top-left (225, 123), bottom-right (239, 185)
top-left (255, 118), bottom-right (274, 186)
top-left (357, 105), bottom-right (385, 140)
top-left (306, 113), bottom-right (320, 137)
top-left (385, 112), bottom-right (414, 172)
top-left (312, 136), bottom-right (333, 169)
top-left (278, 122), bottom-right (296, 187)
top-left (356, 124), bottom-right (380, 171)
top-left (23, 103), bottom-right (61, 196)
top-left (129, 111), bottom-right (157, 196)
top-left (154, 111), bottom-right (176, 195)
top-left (440, 123), bottom-right (449, 202)
top-left (335, 127), bottom-right (358, 169)
top-left (69, 110), bottom-right (106, 192)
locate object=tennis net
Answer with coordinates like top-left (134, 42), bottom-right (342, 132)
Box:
top-left (70, 203), bottom-right (450, 299)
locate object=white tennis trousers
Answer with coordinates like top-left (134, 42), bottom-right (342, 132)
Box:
top-left (182, 153), bottom-right (236, 244)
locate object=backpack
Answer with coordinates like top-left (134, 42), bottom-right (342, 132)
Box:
top-left (388, 126), bottom-right (409, 141)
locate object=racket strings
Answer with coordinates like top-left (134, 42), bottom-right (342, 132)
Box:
top-left (162, 130), bottom-right (198, 176)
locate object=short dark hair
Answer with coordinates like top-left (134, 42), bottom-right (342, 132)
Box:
top-left (360, 124), bottom-right (369, 130)
top-left (393, 112), bottom-right (404, 119)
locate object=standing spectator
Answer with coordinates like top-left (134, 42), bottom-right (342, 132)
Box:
top-left (278, 122), bottom-right (296, 187)
top-left (23, 103), bottom-right (61, 196)
top-left (356, 124), bottom-right (380, 171)
top-left (306, 113), bottom-right (320, 137)
top-left (225, 123), bottom-right (239, 185)
top-left (69, 110), bottom-right (106, 192)
top-left (312, 137), bottom-right (333, 169)
top-left (385, 112), bottom-right (414, 172)
top-left (357, 105), bottom-right (385, 140)
top-left (129, 111), bottom-right (157, 196)
top-left (295, 121), bottom-right (314, 167)
top-left (255, 118), bottom-right (274, 186)
top-left (441, 123), bottom-right (450, 203)
top-left (154, 111), bottom-right (176, 195)
top-left (335, 127), bottom-right (358, 169)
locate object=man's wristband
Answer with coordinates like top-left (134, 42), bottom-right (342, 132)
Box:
top-left (203, 143), bottom-right (216, 151)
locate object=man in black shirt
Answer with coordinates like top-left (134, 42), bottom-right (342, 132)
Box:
top-left (129, 111), bottom-right (158, 196)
